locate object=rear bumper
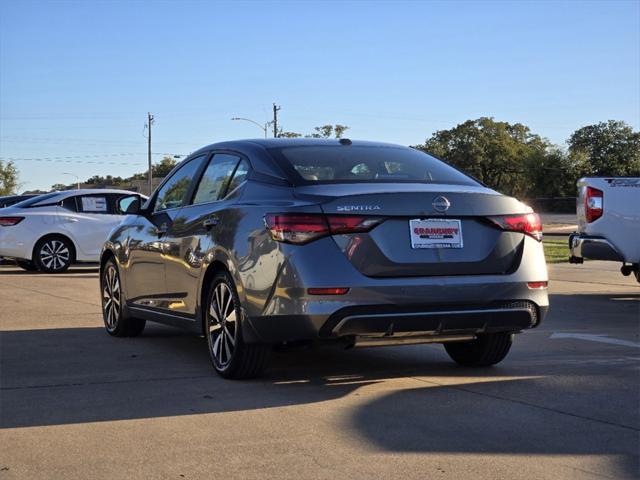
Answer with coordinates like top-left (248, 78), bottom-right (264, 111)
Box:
top-left (240, 234), bottom-right (549, 344)
top-left (326, 301), bottom-right (541, 337)
top-left (0, 234), bottom-right (31, 260)
top-left (569, 233), bottom-right (623, 262)
top-left (244, 297), bottom-right (548, 344)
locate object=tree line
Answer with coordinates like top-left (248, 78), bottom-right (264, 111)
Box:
top-left (413, 118), bottom-right (639, 198)
top-left (1, 119), bottom-right (637, 197)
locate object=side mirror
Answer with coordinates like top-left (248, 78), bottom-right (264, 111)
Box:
top-left (118, 195), bottom-right (142, 215)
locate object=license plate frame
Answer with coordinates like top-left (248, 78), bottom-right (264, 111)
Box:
top-left (409, 218), bottom-right (463, 249)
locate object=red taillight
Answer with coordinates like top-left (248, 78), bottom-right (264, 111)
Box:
top-left (527, 281), bottom-right (548, 289)
top-left (489, 213), bottom-right (542, 241)
top-left (585, 186), bottom-right (603, 223)
top-left (307, 287), bottom-right (349, 295)
top-left (265, 213), bottom-right (384, 244)
top-left (0, 216), bottom-right (24, 227)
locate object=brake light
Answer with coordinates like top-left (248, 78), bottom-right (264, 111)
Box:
top-left (585, 186), bottom-right (603, 223)
top-left (265, 213), bottom-right (384, 244)
top-left (0, 216), bottom-right (24, 226)
top-left (489, 213), bottom-right (542, 241)
top-left (527, 281), bottom-right (548, 289)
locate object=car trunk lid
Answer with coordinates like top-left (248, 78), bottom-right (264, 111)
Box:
top-left (294, 183), bottom-right (530, 278)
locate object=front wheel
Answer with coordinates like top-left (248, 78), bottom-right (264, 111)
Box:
top-left (205, 272), bottom-right (271, 379)
top-left (101, 259), bottom-right (145, 337)
top-left (444, 332), bottom-right (513, 367)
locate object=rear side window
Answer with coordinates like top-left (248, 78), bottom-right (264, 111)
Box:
top-left (267, 145), bottom-right (477, 186)
top-left (61, 196), bottom-right (79, 212)
top-left (191, 154), bottom-right (242, 205)
top-left (226, 159), bottom-right (250, 196)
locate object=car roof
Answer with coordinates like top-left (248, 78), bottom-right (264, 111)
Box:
top-left (194, 138), bottom-right (405, 152)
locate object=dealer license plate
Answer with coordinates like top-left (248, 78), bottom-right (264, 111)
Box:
top-left (409, 218), bottom-right (463, 249)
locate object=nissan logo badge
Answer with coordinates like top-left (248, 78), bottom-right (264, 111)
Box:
top-left (432, 196), bottom-right (451, 212)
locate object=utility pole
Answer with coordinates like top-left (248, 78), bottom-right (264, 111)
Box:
top-left (146, 112), bottom-right (154, 195)
top-left (272, 103), bottom-right (281, 138)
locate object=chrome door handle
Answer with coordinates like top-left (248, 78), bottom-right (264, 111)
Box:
top-left (203, 217), bottom-right (219, 230)
top-left (64, 217), bottom-right (79, 223)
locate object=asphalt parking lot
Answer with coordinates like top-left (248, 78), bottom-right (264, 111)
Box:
top-left (0, 261), bottom-right (638, 479)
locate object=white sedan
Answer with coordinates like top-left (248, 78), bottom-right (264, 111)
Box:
top-left (0, 189), bottom-right (146, 273)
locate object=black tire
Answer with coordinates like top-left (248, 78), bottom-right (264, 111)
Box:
top-left (444, 332), bottom-right (513, 367)
top-left (16, 260), bottom-right (39, 271)
top-left (101, 259), bottom-right (146, 337)
top-left (33, 236), bottom-right (73, 273)
top-left (205, 272), bottom-right (271, 379)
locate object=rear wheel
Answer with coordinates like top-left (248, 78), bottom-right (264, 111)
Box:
top-left (101, 259), bottom-right (145, 337)
top-left (205, 272), bottom-right (271, 379)
top-left (444, 332), bottom-right (513, 367)
top-left (33, 236), bottom-right (73, 273)
top-left (16, 260), bottom-right (39, 272)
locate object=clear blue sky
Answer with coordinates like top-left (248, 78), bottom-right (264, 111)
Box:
top-left (1, 0), bottom-right (638, 192)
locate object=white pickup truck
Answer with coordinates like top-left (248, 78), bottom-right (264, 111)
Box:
top-left (569, 177), bottom-right (640, 282)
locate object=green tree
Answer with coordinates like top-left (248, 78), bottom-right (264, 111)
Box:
top-left (568, 120), bottom-right (640, 176)
top-left (277, 124), bottom-right (350, 139)
top-left (0, 160), bottom-right (19, 195)
top-left (414, 117), bottom-right (553, 197)
top-left (153, 156), bottom-right (178, 177)
top-left (307, 124), bottom-right (350, 139)
top-left (278, 131), bottom-right (303, 138)
top-left (85, 174), bottom-right (126, 186)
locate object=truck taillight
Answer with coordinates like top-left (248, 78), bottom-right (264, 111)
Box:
top-left (488, 213), bottom-right (542, 241)
top-left (264, 214), bottom-right (384, 244)
top-left (585, 186), bottom-right (603, 223)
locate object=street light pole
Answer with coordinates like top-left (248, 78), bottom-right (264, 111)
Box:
top-left (62, 172), bottom-right (80, 190)
top-left (231, 117), bottom-right (269, 138)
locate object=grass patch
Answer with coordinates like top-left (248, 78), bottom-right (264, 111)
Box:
top-left (543, 239), bottom-right (570, 264)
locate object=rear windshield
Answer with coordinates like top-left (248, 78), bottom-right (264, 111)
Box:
top-left (267, 145), bottom-right (478, 186)
top-left (12, 192), bottom-right (61, 208)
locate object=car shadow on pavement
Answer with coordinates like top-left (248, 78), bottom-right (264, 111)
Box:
top-left (2, 308), bottom-right (638, 477)
top-left (347, 378), bottom-right (639, 477)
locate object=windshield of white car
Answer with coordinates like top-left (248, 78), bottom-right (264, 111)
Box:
top-left (11, 192), bottom-right (61, 208)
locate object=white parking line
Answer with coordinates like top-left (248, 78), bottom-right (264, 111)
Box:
top-left (551, 332), bottom-right (640, 349)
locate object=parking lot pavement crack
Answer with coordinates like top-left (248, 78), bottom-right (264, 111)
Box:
top-left (0, 281), bottom-right (100, 307)
top-left (407, 375), bottom-right (640, 433)
top-left (0, 374), bottom-right (213, 391)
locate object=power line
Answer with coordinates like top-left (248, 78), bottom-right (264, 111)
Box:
top-left (1, 152), bottom-right (184, 165)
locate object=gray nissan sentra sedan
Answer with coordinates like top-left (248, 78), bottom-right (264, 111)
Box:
top-left (100, 139), bottom-right (549, 379)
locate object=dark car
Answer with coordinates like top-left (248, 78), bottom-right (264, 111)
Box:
top-left (0, 194), bottom-right (39, 209)
top-left (100, 139), bottom-right (549, 379)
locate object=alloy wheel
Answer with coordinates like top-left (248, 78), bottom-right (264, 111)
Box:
top-left (40, 240), bottom-right (70, 271)
top-left (208, 282), bottom-right (237, 367)
top-left (103, 265), bottom-right (121, 330)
